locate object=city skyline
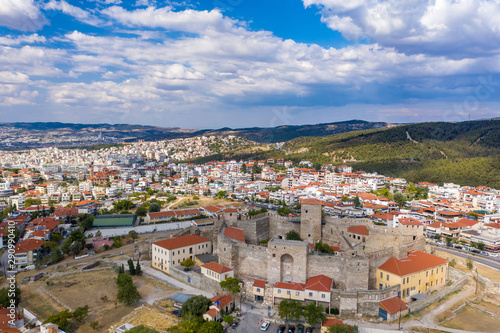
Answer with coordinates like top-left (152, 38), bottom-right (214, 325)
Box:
top-left (1, 0), bottom-right (500, 128)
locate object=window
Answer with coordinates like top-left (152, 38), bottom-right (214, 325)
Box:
top-left (441, 267), bottom-right (443, 273)
top-left (386, 274), bottom-right (389, 281)
top-left (380, 272), bottom-right (383, 279)
top-left (296, 292), bottom-right (300, 296)
top-left (426, 271), bottom-right (428, 277)
top-left (309, 292), bottom-right (313, 297)
top-left (257, 288), bottom-right (261, 292)
top-left (403, 279), bottom-right (405, 285)
top-left (287, 290), bottom-right (291, 295)
top-left (278, 289), bottom-right (281, 294)
top-left (431, 281), bottom-right (433, 287)
top-left (321, 294), bottom-right (326, 299)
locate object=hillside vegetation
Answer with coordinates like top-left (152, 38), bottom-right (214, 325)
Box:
top-left (188, 120), bottom-right (500, 188)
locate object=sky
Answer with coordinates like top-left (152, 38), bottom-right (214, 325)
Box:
top-left (0, 0), bottom-right (499, 129)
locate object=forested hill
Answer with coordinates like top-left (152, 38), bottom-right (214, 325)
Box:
top-left (189, 120), bottom-right (500, 188)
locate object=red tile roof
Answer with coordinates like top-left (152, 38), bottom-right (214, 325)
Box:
top-left (210, 294), bottom-right (233, 309)
top-left (153, 234), bottom-right (211, 250)
top-left (202, 261), bottom-right (232, 274)
top-left (399, 218), bottom-right (423, 226)
top-left (274, 281), bottom-right (305, 291)
top-left (253, 279), bottom-right (267, 288)
top-left (348, 225), bottom-right (369, 236)
top-left (300, 198), bottom-right (324, 206)
top-left (379, 297), bottom-right (408, 314)
top-left (378, 250), bottom-right (447, 277)
top-left (305, 274), bottom-right (333, 292)
top-left (224, 226), bottom-right (245, 242)
top-left (15, 239), bottom-right (44, 253)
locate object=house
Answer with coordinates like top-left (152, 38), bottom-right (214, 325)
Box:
top-left (0, 306), bottom-right (24, 328)
top-left (379, 296), bottom-right (409, 321)
top-left (346, 225), bottom-right (369, 245)
top-left (152, 234), bottom-right (212, 273)
top-left (203, 294), bottom-right (234, 321)
top-left (321, 318), bottom-right (344, 333)
top-left (201, 261), bottom-right (234, 282)
top-left (252, 279), bottom-right (267, 302)
top-left (223, 226), bottom-right (245, 243)
top-left (0, 324), bottom-right (22, 333)
top-left (377, 250), bottom-right (448, 303)
top-left (304, 274), bottom-right (333, 311)
top-left (14, 239), bottom-right (45, 269)
top-left (85, 236), bottom-right (114, 248)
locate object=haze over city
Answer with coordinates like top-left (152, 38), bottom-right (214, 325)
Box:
top-left (1, 0), bottom-right (500, 128)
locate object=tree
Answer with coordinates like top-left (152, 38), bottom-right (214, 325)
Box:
top-left (126, 325), bottom-right (160, 333)
top-left (44, 310), bottom-right (73, 331)
top-left (51, 247), bottom-right (64, 264)
top-left (477, 242), bottom-right (485, 251)
top-left (353, 196), bottom-right (362, 208)
top-left (303, 303), bottom-right (325, 326)
top-left (82, 216), bottom-right (94, 230)
top-left (180, 295), bottom-right (211, 318)
top-left (198, 321), bottom-right (223, 333)
top-left (180, 258), bottom-right (195, 270)
top-left (70, 241), bottom-right (83, 255)
top-left (135, 259), bottom-right (142, 276)
top-left (315, 241), bottom-right (335, 255)
top-left (128, 258), bottom-right (136, 275)
top-left (116, 273), bottom-right (141, 305)
top-left (466, 258), bottom-right (474, 270)
top-left (445, 237), bottom-right (452, 245)
top-left (128, 230), bottom-right (139, 239)
top-left (0, 284), bottom-right (21, 307)
top-left (393, 191), bottom-right (407, 207)
top-left (223, 315), bottom-right (234, 326)
top-left (286, 230), bottom-right (302, 241)
top-left (136, 205), bottom-right (148, 217)
top-left (90, 320), bottom-right (99, 330)
top-left (73, 305), bottom-right (89, 322)
top-left (149, 203), bottom-right (161, 212)
top-left (61, 237), bottom-right (73, 254)
top-left (278, 299), bottom-right (303, 323)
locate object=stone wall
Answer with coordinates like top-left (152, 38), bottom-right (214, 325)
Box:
top-left (308, 254), bottom-right (369, 291)
top-left (300, 203), bottom-right (322, 243)
top-left (329, 285), bottom-right (400, 316)
top-left (267, 239), bottom-right (309, 284)
top-left (268, 217), bottom-right (300, 241)
top-left (233, 217), bottom-right (270, 244)
top-left (167, 266), bottom-right (223, 294)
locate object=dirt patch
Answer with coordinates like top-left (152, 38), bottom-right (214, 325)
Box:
top-left (435, 251), bottom-right (500, 283)
top-left (471, 300), bottom-right (500, 316)
top-left (443, 306), bottom-right (500, 332)
top-left (108, 303), bottom-right (180, 332)
top-left (21, 285), bottom-right (66, 320)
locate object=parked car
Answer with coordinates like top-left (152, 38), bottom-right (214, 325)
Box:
top-left (261, 321), bottom-right (271, 331)
top-left (277, 325), bottom-right (286, 333)
top-left (489, 253), bottom-right (499, 257)
top-left (480, 251), bottom-right (489, 256)
top-left (288, 326), bottom-right (296, 333)
top-left (305, 327), bottom-right (313, 333)
top-left (171, 310), bottom-right (181, 317)
top-left (232, 321), bottom-right (239, 329)
top-left (297, 324), bottom-right (304, 333)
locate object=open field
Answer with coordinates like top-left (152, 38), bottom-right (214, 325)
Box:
top-left (435, 251), bottom-right (500, 283)
top-left (20, 267), bottom-right (178, 333)
top-left (443, 306), bottom-right (500, 332)
top-left (172, 196), bottom-right (241, 209)
top-left (108, 303), bottom-right (179, 332)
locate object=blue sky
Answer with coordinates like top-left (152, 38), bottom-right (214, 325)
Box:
top-left (0, 0), bottom-right (499, 129)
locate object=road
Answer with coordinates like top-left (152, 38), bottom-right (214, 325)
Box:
top-left (233, 303), bottom-right (280, 333)
top-left (435, 247), bottom-right (500, 271)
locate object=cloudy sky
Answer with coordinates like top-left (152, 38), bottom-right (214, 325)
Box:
top-left (0, 0), bottom-right (499, 129)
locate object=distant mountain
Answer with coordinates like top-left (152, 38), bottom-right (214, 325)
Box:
top-left (0, 120), bottom-right (389, 144)
top-left (204, 120), bottom-right (389, 143)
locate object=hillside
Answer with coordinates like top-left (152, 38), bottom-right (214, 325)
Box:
top-left (189, 120), bottom-right (500, 188)
top-left (204, 120), bottom-right (388, 142)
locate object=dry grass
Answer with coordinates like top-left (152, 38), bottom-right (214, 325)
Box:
top-left (108, 303), bottom-right (180, 333)
top-left (408, 328), bottom-right (449, 333)
top-left (471, 300), bottom-right (500, 316)
top-left (21, 268), bottom-right (178, 333)
top-left (443, 306), bottom-right (500, 332)
top-left (173, 196), bottom-right (240, 209)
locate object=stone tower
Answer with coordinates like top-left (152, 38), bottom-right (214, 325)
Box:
top-left (300, 199), bottom-right (323, 244)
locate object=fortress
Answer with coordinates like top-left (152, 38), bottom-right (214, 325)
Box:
top-left (213, 199), bottom-right (428, 315)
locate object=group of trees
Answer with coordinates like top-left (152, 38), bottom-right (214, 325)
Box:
top-left (43, 305), bottom-right (89, 331)
top-left (286, 230), bottom-right (302, 241)
top-left (127, 258), bottom-right (142, 276)
top-left (247, 207), bottom-right (268, 217)
top-left (278, 299), bottom-right (325, 326)
top-left (314, 241), bottom-right (335, 255)
top-left (168, 295), bottom-right (223, 333)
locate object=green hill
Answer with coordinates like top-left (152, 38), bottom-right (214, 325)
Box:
top-left (189, 120), bottom-right (500, 188)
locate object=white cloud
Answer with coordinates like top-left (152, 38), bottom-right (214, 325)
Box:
top-left (102, 5), bottom-right (238, 34)
top-left (44, 1), bottom-right (105, 26)
top-left (0, 0), bottom-right (46, 31)
top-left (304, 0), bottom-right (500, 57)
top-left (0, 34), bottom-right (46, 46)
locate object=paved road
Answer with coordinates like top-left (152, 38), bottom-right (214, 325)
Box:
top-left (435, 247), bottom-right (500, 271)
top-left (233, 304), bottom-right (280, 333)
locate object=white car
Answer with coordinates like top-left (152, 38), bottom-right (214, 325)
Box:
top-left (489, 253), bottom-right (498, 257)
top-left (260, 321), bottom-right (270, 331)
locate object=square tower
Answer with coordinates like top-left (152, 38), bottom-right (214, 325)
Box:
top-left (300, 199), bottom-right (323, 244)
